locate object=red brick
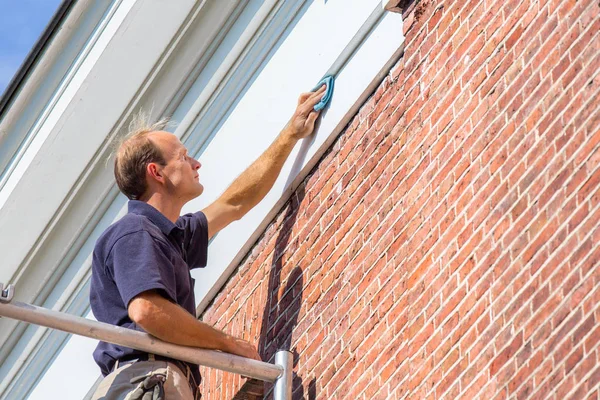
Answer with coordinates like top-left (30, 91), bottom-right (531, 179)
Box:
top-left (491, 331), bottom-right (524, 376)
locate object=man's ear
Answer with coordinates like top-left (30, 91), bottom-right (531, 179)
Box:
top-left (146, 162), bottom-right (164, 184)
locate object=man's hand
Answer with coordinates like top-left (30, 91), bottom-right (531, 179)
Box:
top-left (284, 85), bottom-right (327, 141)
top-left (227, 337), bottom-right (261, 361)
top-left (129, 291), bottom-right (260, 361)
top-left (203, 85), bottom-right (328, 239)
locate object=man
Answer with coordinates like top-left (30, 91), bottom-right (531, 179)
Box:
top-left (90, 85), bottom-right (327, 399)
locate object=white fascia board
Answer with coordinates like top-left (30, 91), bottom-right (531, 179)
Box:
top-left (0, 0), bottom-right (198, 394)
top-left (0, 0), bottom-right (195, 284)
top-left (0, 0), bottom-right (111, 177)
top-left (0, 0), bottom-right (136, 209)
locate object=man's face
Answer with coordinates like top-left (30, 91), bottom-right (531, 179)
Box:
top-left (149, 131), bottom-right (203, 202)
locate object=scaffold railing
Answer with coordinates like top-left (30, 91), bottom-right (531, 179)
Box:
top-left (0, 282), bottom-right (292, 400)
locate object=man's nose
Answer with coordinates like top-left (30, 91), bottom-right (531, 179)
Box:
top-left (193, 159), bottom-right (201, 170)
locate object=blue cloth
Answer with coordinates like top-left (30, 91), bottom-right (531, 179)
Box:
top-left (90, 200), bottom-right (208, 387)
top-left (312, 75), bottom-right (335, 111)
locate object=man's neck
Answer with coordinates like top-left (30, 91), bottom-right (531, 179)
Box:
top-left (145, 193), bottom-right (184, 223)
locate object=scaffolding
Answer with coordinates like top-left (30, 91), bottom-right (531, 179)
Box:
top-left (0, 282), bottom-right (292, 400)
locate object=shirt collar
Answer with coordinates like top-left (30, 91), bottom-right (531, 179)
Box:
top-left (128, 200), bottom-right (183, 237)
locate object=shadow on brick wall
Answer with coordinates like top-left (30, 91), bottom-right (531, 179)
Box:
top-left (249, 186), bottom-right (316, 399)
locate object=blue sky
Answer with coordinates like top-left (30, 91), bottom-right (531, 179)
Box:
top-left (0, 0), bottom-right (63, 96)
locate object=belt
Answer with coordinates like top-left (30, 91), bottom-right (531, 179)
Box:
top-left (114, 353), bottom-right (201, 399)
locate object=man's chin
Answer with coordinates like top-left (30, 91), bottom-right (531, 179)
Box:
top-left (183, 184), bottom-right (203, 202)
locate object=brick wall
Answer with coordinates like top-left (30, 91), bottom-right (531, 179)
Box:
top-left (199, 0), bottom-right (600, 398)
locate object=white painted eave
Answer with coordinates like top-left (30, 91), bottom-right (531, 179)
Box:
top-left (0, 0), bottom-right (232, 394)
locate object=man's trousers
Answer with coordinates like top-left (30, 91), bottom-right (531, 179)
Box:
top-left (91, 358), bottom-right (197, 399)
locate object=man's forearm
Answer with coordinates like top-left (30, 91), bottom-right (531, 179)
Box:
top-left (221, 128), bottom-right (298, 217)
top-left (203, 89), bottom-right (324, 238)
top-left (131, 292), bottom-right (238, 354)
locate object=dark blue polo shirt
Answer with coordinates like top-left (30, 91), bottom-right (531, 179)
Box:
top-left (90, 200), bottom-right (208, 386)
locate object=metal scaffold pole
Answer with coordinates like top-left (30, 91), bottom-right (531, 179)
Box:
top-left (273, 350), bottom-right (293, 400)
top-left (0, 283), bottom-right (293, 399)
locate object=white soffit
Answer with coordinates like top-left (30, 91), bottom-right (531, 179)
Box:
top-left (0, 0), bottom-right (200, 396)
top-left (0, 0), bottom-right (114, 184)
top-left (0, 0), bottom-right (195, 285)
top-left (0, 0), bottom-right (133, 208)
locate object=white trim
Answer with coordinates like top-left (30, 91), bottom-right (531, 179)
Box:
top-left (0, 197), bottom-right (125, 399)
top-left (0, 0), bottom-right (109, 175)
top-left (0, 0), bottom-right (199, 343)
top-left (25, 310), bottom-right (100, 400)
top-left (0, 0), bottom-right (130, 208)
top-left (174, 0), bottom-right (283, 142)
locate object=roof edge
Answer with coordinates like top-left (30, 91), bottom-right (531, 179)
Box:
top-left (0, 0), bottom-right (77, 119)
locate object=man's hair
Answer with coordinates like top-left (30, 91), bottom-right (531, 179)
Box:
top-left (113, 112), bottom-right (170, 200)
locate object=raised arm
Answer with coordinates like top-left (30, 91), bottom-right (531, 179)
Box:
top-left (202, 86), bottom-right (327, 239)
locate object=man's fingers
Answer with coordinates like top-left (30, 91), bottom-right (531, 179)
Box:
top-left (313, 83), bottom-right (327, 92)
top-left (297, 92), bottom-right (312, 106)
top-left (313, 84), bottom-right (327, 97)
top-left (299, 86), bottom-right (327, 115)
top-left (306, 110), bottom-right (319, 127)
top-left (309, 85), bottom-right (327, 104)
top-left (298, 86), bottom-right (325, 106)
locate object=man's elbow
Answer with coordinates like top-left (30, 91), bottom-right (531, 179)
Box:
top-left (205, 200), bottom-right (245, 239)
top-left (221, 199), bottom-right (244, 221)
top-left (232, 204), bottom-right (245, 221)
top-left (128, 296), bottom-right (157, 328)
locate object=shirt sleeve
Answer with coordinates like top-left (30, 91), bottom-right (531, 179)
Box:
top-left (107, 231), bottom-right (178, 306)
top-left (176, 211), bottom-right (209, 270)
